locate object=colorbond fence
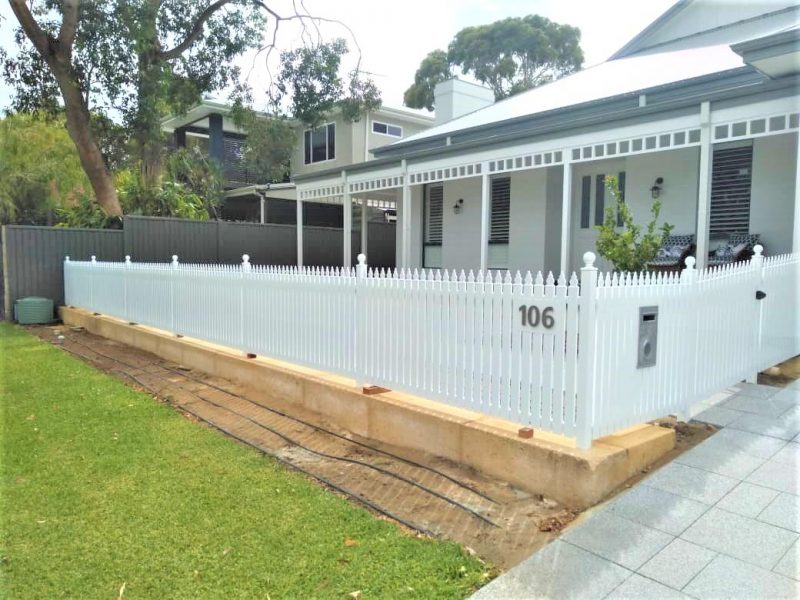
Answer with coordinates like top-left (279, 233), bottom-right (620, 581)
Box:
top-left (64, 247), bottom-right (800, 446)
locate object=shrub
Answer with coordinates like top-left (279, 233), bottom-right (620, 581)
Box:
top-left (595, 175), bottom-right (673, 272)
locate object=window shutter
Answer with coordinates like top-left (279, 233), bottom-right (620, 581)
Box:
top-left (425, 184), bottom-right (443, 244)
top-left (490, 177), bottom-right (510, 243)
top-left (304, 131), bottom-right (311, 164)
top-left (617, 171), bottom-right (626, 227)
top-left (710, 145), bottom-right (752, 235)
top-left (580, 176), bottom-right (591, 229)
top-left (594, 174), bottom-right (606, 226)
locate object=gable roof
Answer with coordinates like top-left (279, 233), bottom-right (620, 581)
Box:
top-left (610, 0), bottom-right (691, 60)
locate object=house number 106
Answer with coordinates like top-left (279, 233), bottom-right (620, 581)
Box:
top-left (519, 305), bottom-right (555, 329)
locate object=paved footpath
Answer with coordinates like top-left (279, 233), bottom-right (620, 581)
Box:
top-left (473, 380), bottom-right (800, 599)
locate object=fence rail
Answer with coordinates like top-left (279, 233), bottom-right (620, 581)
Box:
top-left (65, 246), bottom-right (800, 447)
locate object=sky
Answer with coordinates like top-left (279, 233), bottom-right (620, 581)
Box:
top-left (0, 0), bottom-right (677, 115)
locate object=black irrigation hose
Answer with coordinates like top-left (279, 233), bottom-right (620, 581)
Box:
top-left (61, 336), bottom-right (499, 528)
top-left (65, 329), bottom-right (498, 505)
top-left (97, 361), bottom-right (437, 538)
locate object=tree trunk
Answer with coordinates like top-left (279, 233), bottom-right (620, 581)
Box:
top-left (54, 68), bottom-right (123, 217)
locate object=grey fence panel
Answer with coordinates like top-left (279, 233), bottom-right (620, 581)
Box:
top-left (218, 221), bottom-right (297, 265)
top-left (124, 216), bottom-right (218, 263)
top-left (2, 217), bottom-right (397, 320)
top-left (2, 225), bottom-right (123, 317)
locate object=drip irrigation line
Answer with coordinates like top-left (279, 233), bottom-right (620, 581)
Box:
top-left (64, 329), bottom-right (498, 504)
top-left (60, 335), bottom-right (499, 528)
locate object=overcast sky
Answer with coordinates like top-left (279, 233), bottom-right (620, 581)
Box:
top-left (0, 0), bottom-right (677, 115)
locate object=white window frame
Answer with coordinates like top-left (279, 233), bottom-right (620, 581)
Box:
top-left (303, 122), bottom-right (336, 165)
top-left (372, 120), bottom-right (403, 138)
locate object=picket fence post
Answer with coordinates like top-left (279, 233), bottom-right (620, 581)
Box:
top-left (170, 255), bottom-right (178, 334)
top-left (241, 254), bottom-right (250, 349)
top-left (124, 255), bottom-right (131, 318)
top-left (678, 256), bottom-right (697, 421)
top-left (90, 255), bottom-right (97, 310)
top-left (576, 251), bottom-right (598, 449)
top-left (747, 244), bottom-right (765, 382)
top-left (355, 253), bottom-right (368, 387)
top-left (64, 256), bottom-right (71, 307)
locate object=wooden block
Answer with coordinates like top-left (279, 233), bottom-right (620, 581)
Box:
top-left (518, 427), bottom-right (534, 439)
top-left (362, 385), bottom-right (390, 395)
top-left (246, 352), bottom-right (257, 359)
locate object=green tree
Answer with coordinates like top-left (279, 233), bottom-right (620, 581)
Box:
top-left (595, 175), bottom-right (673, 273)
top-left (402, 50), bottom-right (452, 112)
top-left (404, 15), bottom-right (583, 110)
top-left (0, 112), bottom-right (89, 225)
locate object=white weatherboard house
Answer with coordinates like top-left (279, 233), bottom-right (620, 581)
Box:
top-left (294, 0), bottom-right (800, 274)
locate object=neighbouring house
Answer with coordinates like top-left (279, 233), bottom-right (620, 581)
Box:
top-left (160, 101), bottom-right (434, 231)
top-left (293, 0), bottom-right (800, 272)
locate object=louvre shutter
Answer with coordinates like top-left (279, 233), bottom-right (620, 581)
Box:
top-left (617, 171), bottom-right (626, 227)
top-left (490, 177), bottom-right (510, 243)
top-left (580, 176), bottom-right (591, 229)
top-left (594, 174), bottom-right (606, 226)
top-left (710, 145), bottom-right (752, 235)
top-left (424, 184), bottom-right (443, 244)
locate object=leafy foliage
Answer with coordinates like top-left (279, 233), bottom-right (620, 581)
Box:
top-left (230, 106), bottom-right (294, 184)
top-left (404, 15), bottom-right (583, 110)
top-left (402, 50), bottom-right (452, 112)
top-left (275, 39), bottom-right (381, 129)
top-left (595, 175), bottom-right (673, 273)
top-left (165, 147), bottom-right (224, 218)
top-left (0, 113), bottom-right (89, 225)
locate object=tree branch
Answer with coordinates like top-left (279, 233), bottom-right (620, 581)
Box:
top-left (8, 0), bottom-right (54, 57)
top-left (58, 0), bottom-right (80, 53)
top-left (157, 0), bottom-right (236, 61)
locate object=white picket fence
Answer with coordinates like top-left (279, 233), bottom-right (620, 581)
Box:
top-left (64, 247), bottom-right (800, 447)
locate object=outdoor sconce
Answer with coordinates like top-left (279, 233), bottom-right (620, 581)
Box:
top-left (650, 177), bottom-right (664, 199)
top-left (453, 198), bottom-right (464, 214)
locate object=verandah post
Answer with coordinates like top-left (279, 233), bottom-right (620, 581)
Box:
top-left (677, 255), bottom-right (697, 421)
top-left (747, 245), bottom-right (765, 383)
top-left (576, 251), bottom-right (598, 449)
top-left (355, 253), bottom-right (368, 387)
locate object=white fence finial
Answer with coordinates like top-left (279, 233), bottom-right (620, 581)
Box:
top-left (125, 255), bottom-right (131, 265)
top-left (685, 255), bottom-right (696, 269)
top-left (91, 255), bottom-right (97, 263)
top-left (171, 255), bottom-right (179, 268)
top-left (242, 254), bottom-right (251, 272)
top-left (65, 255), bottom-right (70, 262)
top-left (753, 244), bottom-right (764, 257)
top-left (681, 255), bottom-right (697, 284)
top-left (582, 251), bottom-right (596, 268)
top-left (357, 253), bottom-right (367, 278)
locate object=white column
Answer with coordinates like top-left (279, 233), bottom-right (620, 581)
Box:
top-left (401, 160), bottom-right (410, 268)
top-left (560, 159), bottom-right (573, 275)
top-left (296, 198), bottom-right (303, 267)
top-left (361, 199), bottom-right (368, 259)
top-left (695, 101), bottom-right (713, 269)
top-left (259, 193), bottom-right (266, 224)
top-left (793, 132), bottom-right (800, 252)
top-left (342, 171), bottom-right (352, 267)
top-left (479, 163), bottom-right (490, 272)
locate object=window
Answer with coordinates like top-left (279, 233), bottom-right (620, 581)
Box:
top-left (578, 172), bottom-right (625, 228)
top-left (424, 184), bottom-right (443, 245)
top-left (372, 121), bottom-right (403, 137)
top-left (303, 123), bottom-right (335, 164)
top-left (710, 143), bottom-right (753, 235)
top-left (490, 177), bottom-right (510, 244)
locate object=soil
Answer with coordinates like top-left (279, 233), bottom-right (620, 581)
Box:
top-left (28, 324), bottom-right (750, 571)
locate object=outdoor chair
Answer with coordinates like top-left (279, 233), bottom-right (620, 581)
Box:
top-left (707, 233), bottom-right (761, 267)
top-left (648, 234), bottom-right (696, 272)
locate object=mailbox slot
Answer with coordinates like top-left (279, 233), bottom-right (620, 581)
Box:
top-left (637, 306), bottom-right (658, 369)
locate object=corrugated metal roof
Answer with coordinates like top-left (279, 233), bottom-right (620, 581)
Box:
top-left (394, 44), bottom-right (745, 146)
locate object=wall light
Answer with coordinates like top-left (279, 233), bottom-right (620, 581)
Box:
top-left (453, 198), bottom-right (464, 214)
top-left (650, 177), bottom-right (664, 199)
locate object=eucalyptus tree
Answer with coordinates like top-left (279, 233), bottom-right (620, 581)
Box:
top-left (5, 1), bottom-right (379, 218)
top-left (404, 15), bottom-right (584, 111)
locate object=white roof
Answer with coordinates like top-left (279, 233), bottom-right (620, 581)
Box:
top-left (399, 44), bottom-right (746, 145)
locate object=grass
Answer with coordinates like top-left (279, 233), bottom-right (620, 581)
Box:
top-left (0, 324), bottom-right (488, 598)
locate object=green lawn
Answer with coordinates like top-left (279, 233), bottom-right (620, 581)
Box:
top-left (0, 324), bottom-right (488, 599)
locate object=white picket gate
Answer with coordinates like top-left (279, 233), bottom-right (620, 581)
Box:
top-left (64, 246), bottom-right (800, 447)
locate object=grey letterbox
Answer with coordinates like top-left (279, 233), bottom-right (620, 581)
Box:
top-left (637, 306), bottom-right (658, 368)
